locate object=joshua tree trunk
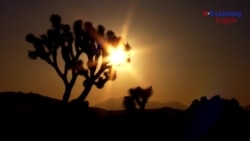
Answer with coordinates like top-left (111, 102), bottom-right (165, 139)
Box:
top-left (75, 80), bottom-right (94, 103)
top-left (63, 85), bottom-right (73, 104)
top-left (139, 103), bottom-right (146, 112)
top-left (62, 73), bottom-right (78, 104)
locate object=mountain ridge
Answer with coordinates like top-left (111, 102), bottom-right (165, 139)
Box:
top-left (0, 91), bottom-right (249, 111)
top-left (93, 97), bottom-right (188, 110)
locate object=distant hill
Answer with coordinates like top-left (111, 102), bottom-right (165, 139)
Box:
top-left (0, 91), bottom-right (62, 113)
top-left (0, 91), bottom-right (187, 111)
top-left (93, 97), bottom-right (187, 110)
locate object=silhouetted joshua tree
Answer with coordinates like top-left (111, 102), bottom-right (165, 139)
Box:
top-left (123, 86), bottom-right (153, 112)
top-left (123, 96), bottom-right (137, 113)
top-left (26, 14), bottom-right (131, 104)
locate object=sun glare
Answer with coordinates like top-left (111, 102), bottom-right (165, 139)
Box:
top-left (108, 44), bottom-right (128, 66)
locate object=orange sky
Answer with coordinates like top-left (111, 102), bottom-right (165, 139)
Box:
top-left (0, 0), bottom-right (250, 107)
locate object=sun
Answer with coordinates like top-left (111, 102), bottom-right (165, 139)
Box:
top-left (107, 44), bottom-right (129, 66)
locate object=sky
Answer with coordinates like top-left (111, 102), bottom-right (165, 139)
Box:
top-left (0, 0), bottom-right (250, 107)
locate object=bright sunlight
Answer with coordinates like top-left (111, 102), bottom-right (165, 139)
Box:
top-left (107, 44), bottom-right (130, 66)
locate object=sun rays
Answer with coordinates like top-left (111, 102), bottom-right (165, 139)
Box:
top-left (107, 44), bottom-right (129, 66)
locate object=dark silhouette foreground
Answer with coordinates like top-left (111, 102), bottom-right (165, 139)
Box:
top-left (0, 92), bottom-right (249, 140)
